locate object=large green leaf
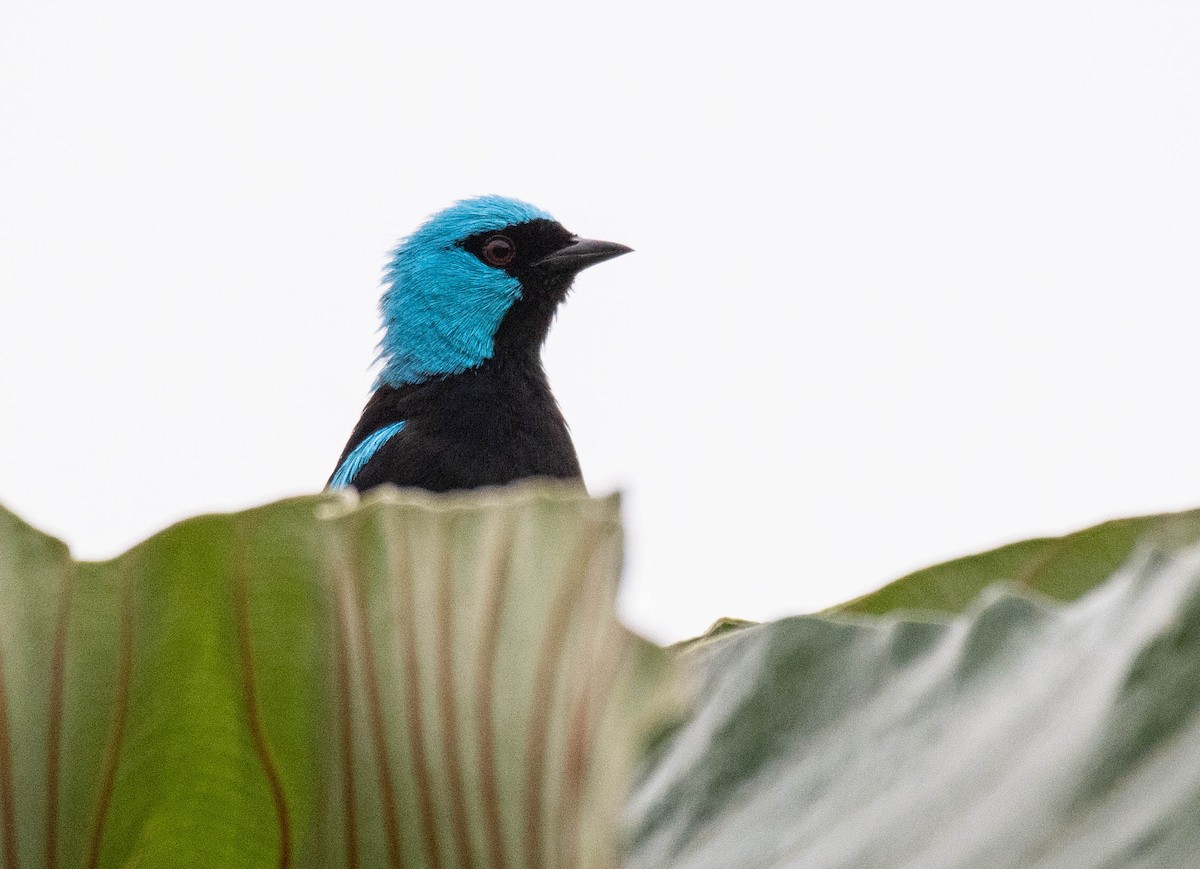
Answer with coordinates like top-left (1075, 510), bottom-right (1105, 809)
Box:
top-left (0, 484), bottom-right (681, 868)
top-left (628, 526), bottom-right (1200, 868)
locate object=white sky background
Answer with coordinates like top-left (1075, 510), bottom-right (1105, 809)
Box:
top-left (2, 0), bottom-right (1198, 644)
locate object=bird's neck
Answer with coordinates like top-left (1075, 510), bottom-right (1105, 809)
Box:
top-left (490, 292), bottom-right (559, 360)
top-left (378, 289), bottom-right (560, 390)
top-left (379, 341), bottom-right (549, 398)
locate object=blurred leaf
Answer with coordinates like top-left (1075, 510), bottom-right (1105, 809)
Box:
top-left (628, 531), bottom-right (1200, 869)
top-left (831, 508), bottom-right (1200, 616)
top-left (669, 618), bottom-right (757, 653)
top-left (0, 483), bottom-right (681, 868)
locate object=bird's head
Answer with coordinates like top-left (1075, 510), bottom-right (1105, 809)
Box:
top-left (375, 195), bottom-right (631, 387)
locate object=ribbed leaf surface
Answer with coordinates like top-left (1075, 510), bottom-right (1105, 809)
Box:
top-left (0, 484), bottom-right (680, 868)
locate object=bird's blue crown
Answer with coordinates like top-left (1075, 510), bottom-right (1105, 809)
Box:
top-left (375, 195), bottom-right (555, 387)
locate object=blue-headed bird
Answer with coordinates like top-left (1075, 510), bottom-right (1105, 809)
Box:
top-left (329, 196), bottom-right (631, 492)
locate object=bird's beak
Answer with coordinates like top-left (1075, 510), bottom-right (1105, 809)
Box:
top-left (533, 237), bottom-right (634, 274)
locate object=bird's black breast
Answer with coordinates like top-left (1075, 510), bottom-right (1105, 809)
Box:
top-left (333, 359), bottom-right (582, 493)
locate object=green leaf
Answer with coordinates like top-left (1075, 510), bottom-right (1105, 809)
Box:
top-left (628, 531), bottom-right (1200, 868)
top-left (832, 508), bottom-right (1200, 616)
top-left (0, 484), bottom-right (681, 868)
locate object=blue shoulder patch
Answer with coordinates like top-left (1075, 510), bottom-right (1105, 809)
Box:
top-left (375, 195), bottom-right (556, 387)
top-left (328, 421), bottom-right (406, 489)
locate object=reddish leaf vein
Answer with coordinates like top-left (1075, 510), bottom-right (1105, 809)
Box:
top-left (234, 533), bottom-right (294, 869)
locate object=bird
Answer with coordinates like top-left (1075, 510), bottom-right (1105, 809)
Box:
top-left (328, 195), bottom-right (632, 493)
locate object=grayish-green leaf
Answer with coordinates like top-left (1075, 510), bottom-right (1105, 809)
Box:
top-left (630, 535), bottom-right (1200, 868)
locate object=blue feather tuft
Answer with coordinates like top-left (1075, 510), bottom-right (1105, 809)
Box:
top-left (328, 421), bottom-right (406, 488)
top-left (375, 195), bottom-right (555, 387)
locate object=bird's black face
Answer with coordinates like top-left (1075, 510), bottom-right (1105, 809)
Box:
top-left (454, 217), bottom-right (631, 360)
top-left (458, 219), bottom-right (632, 306)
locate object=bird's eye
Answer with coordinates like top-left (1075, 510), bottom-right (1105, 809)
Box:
top-left (482, 235), bottom-right (516, 268)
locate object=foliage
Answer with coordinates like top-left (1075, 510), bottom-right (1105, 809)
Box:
top-left (3, 490), bottom-right (1200, 868)
top-left (0, 485), bottom-right (680, 868)
top-left (628, 511), bottom-right (1200, 868)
